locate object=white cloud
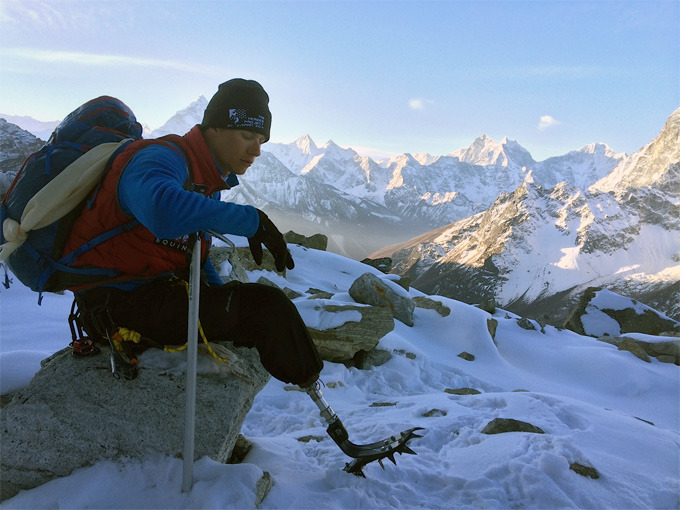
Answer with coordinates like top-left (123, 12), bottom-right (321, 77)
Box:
top-left (1, 47), bottom-right (224, 77)
top-left (538, 115), bottom-right (561, 131)
top-left (408, 98), bottom-right (433, 110)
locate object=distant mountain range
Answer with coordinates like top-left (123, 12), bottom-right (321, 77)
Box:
top-left (238, 130), bottom-right (628, 260)
top-left (371, 108), bottom-right (680, 323)
top-left (2, 103), bottom-right (677, 323)
top-left (0, 115), bottom-right (59, 142)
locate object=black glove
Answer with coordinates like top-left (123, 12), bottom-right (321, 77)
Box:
top-left (248, 209), bottom-right (295, 272)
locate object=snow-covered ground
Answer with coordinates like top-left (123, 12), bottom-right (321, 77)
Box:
top-left (1, 241), bottom-right (678, 509)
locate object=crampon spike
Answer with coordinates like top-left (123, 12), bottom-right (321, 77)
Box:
top-left (342, 426), bottom-right (423, 476)
top-left (304, 384), bottom-right (424, 477)
top-left (400, 444), bottom-right (416, 456)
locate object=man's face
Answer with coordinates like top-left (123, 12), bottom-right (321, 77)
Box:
top-left (205, 128), bottom-right (266, 175)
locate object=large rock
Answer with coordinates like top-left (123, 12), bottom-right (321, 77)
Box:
top-left (349, 273), bottom-right (415, 326)
top-left (308, 304), bottom-right (395, 362)
top-left (413, 296), bottom-right (451, 317)
top-left (211, 246), bottom-right (283, 279)
top-left (210, 246), bottom-right (251, 283)
top-left (284, 231), bottom-right (328, 251)
top-left (564, 287), bottom-right (679, 337)
top-left (481, 418), bottom-right (545, 435)
top-left (597, 335), bottom-right (680, 365)
top-left (1, 342), bottom-right (270, 501)
top-left (361, 257), bottom-right (392, 274)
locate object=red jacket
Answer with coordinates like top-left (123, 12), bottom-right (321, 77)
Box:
top-left (63, 126), bottom-right (229, 290)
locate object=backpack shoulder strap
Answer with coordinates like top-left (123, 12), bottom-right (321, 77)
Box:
top-left (155, 134), bottom-right (197, 192)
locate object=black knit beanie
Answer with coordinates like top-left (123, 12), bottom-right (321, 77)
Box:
top-left (201, 79), bottom-right (271, 142)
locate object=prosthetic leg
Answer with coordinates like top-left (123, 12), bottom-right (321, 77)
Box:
top-left (208, 229), bottom-right (422, 476)
top-left (304, 383), bottom-right (423, 477)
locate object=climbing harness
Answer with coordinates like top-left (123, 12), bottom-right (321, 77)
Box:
top-left (68, 299), bottom-right (101, 357)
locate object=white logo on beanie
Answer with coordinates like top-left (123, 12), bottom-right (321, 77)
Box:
top-left (228, 108), bottom-right (246, 124)
top-left (228, 108), bottom-right (265, 129)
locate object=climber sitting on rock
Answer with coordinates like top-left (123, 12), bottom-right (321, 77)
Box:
top-left (67, 78), bottom-right (323, 387)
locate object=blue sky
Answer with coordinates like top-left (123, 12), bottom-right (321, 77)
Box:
top-left (1, 0), bottom-right (678, 161)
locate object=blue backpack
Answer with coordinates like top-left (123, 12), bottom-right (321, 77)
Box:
top-left (1, 96), bottom-right (143, 302)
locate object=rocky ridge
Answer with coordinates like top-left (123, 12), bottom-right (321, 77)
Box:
top-left (0, 119), bottom-right (44, 198)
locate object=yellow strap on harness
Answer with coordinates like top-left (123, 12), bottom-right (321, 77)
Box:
top-left (118, 327), bottom-right (142, 343)
top-left (162, 324), bottom-right (227, 362)
top-left (163, 343), bottom-right (187, 353)
top-left (111, 327), bottom-right (141, 352)
top-left (162, 280), bottom-right (228, 363)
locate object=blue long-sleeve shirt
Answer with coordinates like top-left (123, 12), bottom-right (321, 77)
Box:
top-left (119, 145), bottom-right (258, 238)
top-left (117, 144), bottom-right (259, 286)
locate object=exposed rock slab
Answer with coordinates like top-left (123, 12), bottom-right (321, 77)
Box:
top-left (564, 287), bottom-right (679, 337)
top-left (349, 272), bottom-right (415, 326)
top-left (481, 418), bottom-right (545, 435)
top-left (413, 296), bottom-right (451, 317)
top-left (361, 257), bottom-right (392, 273)
top-left (308, 304), bottom-right (395, 362)
top-left (284, 231), bottom-right (328, 251)
top-left (597, 335), bottom-right (680, 365)
top-left (1, 343), bottom-right (269, 501)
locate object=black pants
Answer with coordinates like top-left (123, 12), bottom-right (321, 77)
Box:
top-left (76, 279), bottom-right (323, 386)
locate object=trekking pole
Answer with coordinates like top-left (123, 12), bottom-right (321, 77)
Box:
top-left (182, 234), bottom-right (202, 492)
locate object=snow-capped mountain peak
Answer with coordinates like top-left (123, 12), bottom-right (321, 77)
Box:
top-left (141, 123), bottom-right (154, 138)
top-left (501, 137), bottom-right (535, 167)
top-left (320, 140), bottom-right (358, 160)
top-left (590, 107), bottom-right (680, 194)
top-left (578, 142), bottom-right (622, 158)
top-left (448, 134), bottom-right (497, 164)
top-left (294, 134), bottom-right (319, 155)
top-left (412, 153), bottom-right (440, 166)
top-left (149, 96), bottom-right (208, 138)
top-left (448, 134), bottom-right (534, 168)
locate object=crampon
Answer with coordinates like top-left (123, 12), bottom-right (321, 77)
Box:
top-left (304, 384), bottom-right (423, 477)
